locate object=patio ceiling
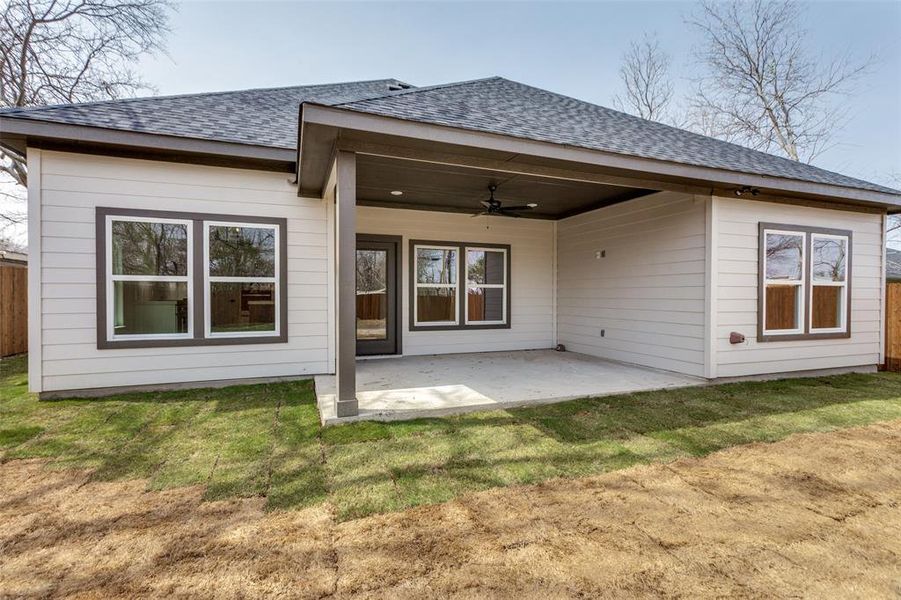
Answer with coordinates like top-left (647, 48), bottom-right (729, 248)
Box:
top-left (299, 104), bottom-right (901, 212)
top-left (355, 154), bottom-right (656, 219)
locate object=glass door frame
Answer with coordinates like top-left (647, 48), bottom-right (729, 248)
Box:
top-left (355, 234), bottom-right (402, 356)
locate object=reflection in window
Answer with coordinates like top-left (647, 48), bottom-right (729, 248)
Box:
top-left (810, 235), bottom-right (848, 332)
top-left (112, 221), bottom-right (188, 276)
top-left (416, 287), bottom-right (457, 323)
top-left (417, 248), bottom-right (456, 284)
top-left (414, 246), bottom-right (458, 325)
top-left (763, 231), bottom-right (805, 333)
top-left (209, 226), bottom-right (275, 277)
top-left (207, 223), bottom-right (279, 336)
top-left (109, 217), bottom-right (191, 338)
top-left (765, 233), bottom-right (803, 280)
top-left (466, 249), bottom-right (507, 324)
top-left (356, 249), bottom-right (388, 340)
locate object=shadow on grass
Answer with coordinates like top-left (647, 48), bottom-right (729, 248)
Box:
top-left (4, 350), bottom-right (901, 520)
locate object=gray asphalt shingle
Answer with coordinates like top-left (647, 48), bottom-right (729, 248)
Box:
top-left (1, 75), bottom-right (896, 196)
top-left (0, 79), bottom-right (409, 149)
top-left (336, 77), bottom-right (898, 195)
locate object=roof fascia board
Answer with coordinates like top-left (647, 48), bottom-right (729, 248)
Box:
top-left (0, 116), bottom-right (295, 163)
top-left (300, 103), bottom-right (901, 207)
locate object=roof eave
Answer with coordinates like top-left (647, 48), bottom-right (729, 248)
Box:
top-left (0, 115), bottom-right (296, 170)
top-left (297, 103), bottom-right (901, 209)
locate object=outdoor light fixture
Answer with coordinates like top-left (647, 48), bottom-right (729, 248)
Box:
top-left (390, 190), bottom-right (403, 196)
top-left (734, 186), bottom-right (760, 197)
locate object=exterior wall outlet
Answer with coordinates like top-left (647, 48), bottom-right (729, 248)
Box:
top-left (729, 332), bottom-right (746, 344)
top-left (600, 329), bottom-right (605, 337)
top-left (595, 250), bottom-right (606, 259)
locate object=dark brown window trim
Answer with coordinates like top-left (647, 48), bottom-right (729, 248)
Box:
top-left (757, 222), bottom-right (852, 343)
top-left (408, 239), bottom-right (512, 332)
top-left (96, 207), bottom-right (288, 349)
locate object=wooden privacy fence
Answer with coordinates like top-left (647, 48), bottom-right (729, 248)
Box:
top-left (885, 282), bottom-right (901, 371)
top-left (1, 263), bottom-right (28, 357)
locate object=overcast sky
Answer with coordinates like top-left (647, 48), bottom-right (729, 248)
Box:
top-left (4, 1), bottom-right (900, 244)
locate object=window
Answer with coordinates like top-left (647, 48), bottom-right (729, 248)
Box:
top-left (465, 248), bottom-right (507, 325)
top-left (810, 234), bottom-right (848, 333)
top-left (762, 230), bottom-right (805, 335)
top-left (97, 208), bottom-right (287, 349)
top-left (205, 222), bottom-right (279, 337)
top-left (410, 240), bottom-right (510, 330)
top-left (413, 245), bottom-right (459, 326)
top-left (107, 215), bottom-right (193, 341)
top-left (758, 223), bottom-right (851, 342)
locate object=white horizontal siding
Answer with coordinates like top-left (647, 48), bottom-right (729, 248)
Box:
top-left (556, 192), bottom-right (707, 377)
top-left (37, 151), bottom-right (330, 392)
top-left (714, 197), bottom-right (883, 377)
top-left (355, 206), bottom-right (555, 356)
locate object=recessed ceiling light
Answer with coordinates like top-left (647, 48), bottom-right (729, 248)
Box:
top-left (390, 190), bottom-right (403, 196)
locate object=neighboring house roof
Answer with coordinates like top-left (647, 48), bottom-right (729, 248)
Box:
top-left (1, 75), bottom-right (898, 198)
top-left (887, 248), bottom-right (901, 280)
top-left (0, 251), bottom-right (27, 266)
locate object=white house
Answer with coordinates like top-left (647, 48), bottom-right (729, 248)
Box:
top-left (0, 77), bottom-right (896, 420)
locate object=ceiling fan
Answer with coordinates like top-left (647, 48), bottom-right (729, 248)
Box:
top-left (471, 185), bottom-right (538, 218)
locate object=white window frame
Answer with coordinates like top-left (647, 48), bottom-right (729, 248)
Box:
top-left (464, 246), bottom-right (508, 326)
top-left (204, 220), bottom-right (280, 339)
top-left (412, 243), bottom-right (460, 327)
top-left (106, 214), bottom-right (194, 341)
top-left (762, 228), bottom-right (806, 337)
top-left (809, 232), bottom-right (849, 334)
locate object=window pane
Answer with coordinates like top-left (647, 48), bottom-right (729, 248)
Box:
top-left (113, 281), bottom-right (188, 335)
top-left (416, 287), bottom-right (456, 323)
top-left (765, 284), bottom-right (800, 331)
top-left (812, 237), bottom-right (847, 282)
top-left (467, 250), bottom-right (505, 285)
top-left (812, 286), bottom-right (843, 329)
top-left (468, 287), bottom-right (504, 322)
top-left (209, 226), bottom-right (276, 278)
top-left (210, 282), bottom-right (276, 333)
top-left (112, 221), bottom-right (188, 276)
top-left (416, 248), bottom-right (456, 284)
top-left (356, 249), bottom-right (387, 341)
top-left (765, 233), bottom-right (803, 280)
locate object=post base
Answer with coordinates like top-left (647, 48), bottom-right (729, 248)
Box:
top-left (336, 398), bottom-right (359, 418)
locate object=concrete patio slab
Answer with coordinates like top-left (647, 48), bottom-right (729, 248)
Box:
top-left (315, 350), bottom-right (705, 425)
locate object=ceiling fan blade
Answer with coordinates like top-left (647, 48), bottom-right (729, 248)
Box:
top-left (480, 200), bottom-right (493, 208)
top-left (501, 205), bottom-right (534, 211)
top-left (471, 211), bottom-right (488, 218)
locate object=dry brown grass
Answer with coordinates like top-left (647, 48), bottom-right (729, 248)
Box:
top-left (2, 421), bottom-right (899, 599)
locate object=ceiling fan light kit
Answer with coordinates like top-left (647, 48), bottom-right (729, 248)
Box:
top-left (471, 184), bottom-right (538, 218)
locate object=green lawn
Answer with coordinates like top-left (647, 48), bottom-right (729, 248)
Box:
top-left (2, 353), bottom-right (901, 520)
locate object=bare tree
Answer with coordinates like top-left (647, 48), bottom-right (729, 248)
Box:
top-left (613, 33), bottom-right (675, 123)
top-left (688, 0), bottom-right (874, 163)
top-left (0, 0), bottom-right (173, 227)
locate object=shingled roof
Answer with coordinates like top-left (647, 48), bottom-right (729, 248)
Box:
top-left (1, 75), bottom-right (897, 197)
top-left (333, 77), bottom-right (898, 195)
top-left (0, 79), bottom-right (411, 149)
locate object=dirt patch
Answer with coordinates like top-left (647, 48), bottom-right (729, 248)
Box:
top-left (2, 422), bottom-right (900, 599)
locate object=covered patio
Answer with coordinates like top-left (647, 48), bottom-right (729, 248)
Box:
top-left (315, 350), bottom-right (704, 425)
top-left (299, 103), bottom-right (718, 421)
